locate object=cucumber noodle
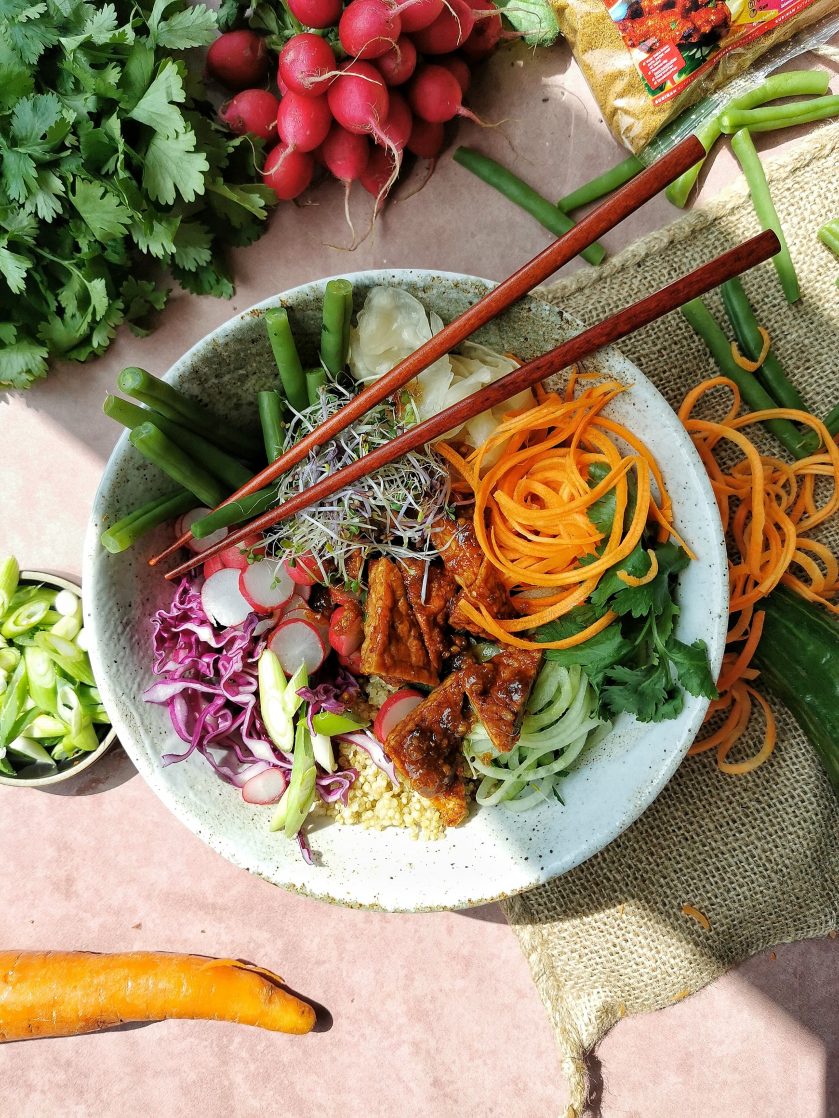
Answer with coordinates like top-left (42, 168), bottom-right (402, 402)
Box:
top-left (464, 662), bottom-right (607, 810)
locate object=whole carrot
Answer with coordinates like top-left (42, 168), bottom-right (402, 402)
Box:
top-left (0, 951), bottom-right (316, 1040)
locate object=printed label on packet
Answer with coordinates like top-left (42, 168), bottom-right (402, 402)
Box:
top-left (606, 0), bottom-right (822, 106)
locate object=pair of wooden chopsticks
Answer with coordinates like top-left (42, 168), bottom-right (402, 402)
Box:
top-left (155, 135), bottom-right (780, 580)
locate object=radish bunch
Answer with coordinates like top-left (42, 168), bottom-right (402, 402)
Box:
top-left (207, 0), bottom-right (503, 209)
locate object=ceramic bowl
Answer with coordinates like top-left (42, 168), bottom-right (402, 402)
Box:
top-left (0, 571), bottom-right (116, 788)
top-left (83, 270), bottom-right (727, 911)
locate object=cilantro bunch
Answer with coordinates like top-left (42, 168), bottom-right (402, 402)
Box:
top-left (535, 465), bottom-right (718, 723)
top-left (0, 0), bottom-right (276, 389)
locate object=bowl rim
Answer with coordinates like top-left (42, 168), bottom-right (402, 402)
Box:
top-left (83, 268), bottom-right (728, 909)
top-left (0, 570), bottom-right (116, 789)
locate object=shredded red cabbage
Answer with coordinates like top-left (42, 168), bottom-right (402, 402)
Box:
top-left (339, 730), bottom-right (400, 788)
top-left (297, 668), bottom-right (360, 733)
top-left (146, 578), bottom-right (357, 828)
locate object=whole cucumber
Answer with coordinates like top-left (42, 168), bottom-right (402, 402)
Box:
top-left (754, 586), bottom-right (839, 795)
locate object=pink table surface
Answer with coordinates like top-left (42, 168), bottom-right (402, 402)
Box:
top-left (2, 38), bottom-right (838, 1118)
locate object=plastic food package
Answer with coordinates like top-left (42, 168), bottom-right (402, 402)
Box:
top-left (552, 0), bottom-right (839, 152)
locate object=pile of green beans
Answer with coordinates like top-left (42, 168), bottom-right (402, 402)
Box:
top-left (100, 279), bottom-right (356, 556)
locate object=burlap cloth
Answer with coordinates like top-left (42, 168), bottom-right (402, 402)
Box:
top-left (500, 123), bottom-right (839, 1116)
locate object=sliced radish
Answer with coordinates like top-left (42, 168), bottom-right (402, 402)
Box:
top-left (268, 619), bottom-right (328, 676)
top-left (253, 615), bottom-right (280, 637)
top-left (203, 554), bottom-right (226, 580)
top-left (373, 689), bottom-right (424, 743)
top-left (220, 534), bottom-right (264, 570)
top-left (242, 767), bottom-right (287, 804)
top-left (174, 514), bottom-right (187, 538)
top-left (239, 559), bottom-right (295, 614)
top-left (201, 568), bottom-right (253, 629)
top-left (283, 604), bottom-right (329, 641)
top-left (179, 508), bottom-right (229, 553)
top-left (329, 605), bottom-right (364, 657)
top-left (283, 552), bottom-right (320, 586)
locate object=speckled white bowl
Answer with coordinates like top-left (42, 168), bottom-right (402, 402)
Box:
top-left (83, 270), bottom-right (727, 912)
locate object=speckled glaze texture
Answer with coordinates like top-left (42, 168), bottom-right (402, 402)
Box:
top-left (82, 270), bottom-right (728, 912)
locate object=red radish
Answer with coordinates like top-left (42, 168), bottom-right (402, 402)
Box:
top-left (374, 35), bottom-right (417, 86)
top-left (339, 0), bottom-right (402, 59)
top-left (327, 61), bottom-right (390, 140)
top-left (264, 142), bottom-right (315, 200)
top-left (268, 619), bottom-right (328, 675)
top-left (276, 91), bottom-right (333, 152)
top-left (219, 536), bottom-right (262, 570)
top-left (328, 605), bottom-right (364, 657)
top-left (278, 34), bottom-right (337, 97)
top-left (373, 689), bottom-right (424, 742)
top-left (203, 554), bottom-right (225, 580)
top-left (287, 0), bottom-right (343, 29)
top-left (395, 0), bottom-right (443, 32)
top-left (239, 560), bottom-right (296, 613)
top-left (379, 90), bottom-right (412, 151)
top-left (242, 767), bottom-right (287, 805)
top-left (460, 0), bottom-right (503, 61)
top-left (338, 650), bottom-right (364, 674)
top-left (201, 568), bottom-right (253, 628)
top-left (283, 604), bottom-right (330, 641)
top-left (206, 30), bottom-right (269, 90)
top-left (436, 54), bottom-right (471, 94)
top-left (411, 0), bottom-right (474, 53)
top-left (253, 614), bottom-right (280, 637)
top-left (218, 89), bottom-right (279, 141)
top-left (283, 551), bottom-right (321, 586)
top-left (178, 508), bottom-right (229, 554)
top-left (408, 63), bottom-right (476, 123)
top-left (360, 144), bottom-right (397, 199)
top-left (406, 115), bottom-right (445, 158)
top-left (277, 71), bottom-right (289, 96)
top-left (319, 123), bottom-right (371, 181)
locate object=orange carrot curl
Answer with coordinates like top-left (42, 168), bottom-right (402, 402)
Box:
top-left (0, 951), bottom-right (316, 1041)
top-left (435, 379), bottom-right (681, 651)
top-left (680, 377), bottom-right (839, 773)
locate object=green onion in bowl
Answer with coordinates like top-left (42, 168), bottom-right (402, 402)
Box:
top-left (0, 560), bottom-right (114, 787)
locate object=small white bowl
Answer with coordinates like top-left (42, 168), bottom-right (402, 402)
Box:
top-left (84, 270), bottom-right (728, 911)
top-left (0, 571), bottom-right (116, 788)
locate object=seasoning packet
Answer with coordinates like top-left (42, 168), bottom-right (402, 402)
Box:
top-left (552, 0), bottom-right (839, 153)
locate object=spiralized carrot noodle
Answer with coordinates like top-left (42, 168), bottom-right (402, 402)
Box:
top-left (681, 904), bottom-right (712, 931)
top-left (679, 376), bottom-right (839, 774)
top-left (436, 380), bottom-right (679, 651)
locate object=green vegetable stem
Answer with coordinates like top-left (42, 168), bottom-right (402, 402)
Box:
top-left (680, 299), bottom-right (813, 459)
top-left (719, 279), bottom-right (806, 411)
top-left (118, 368), bottom-right (252, 459)
top-left (720, 95), bottom-right (839, 135)
top-left (103, 396), bottom-right (252, 490)
top-left (265, 308), bottom-right (309, 413)
top-left (730, 129), bottom-right (800, 304)
top-left (129, 423), bottom-right (227, 509)
top-left (453, 148), bottom-right (606, 267)
top-left (556, 155), bottom-right (644, 214)
top-left (819, 219), bottom-right (839, 259)
top-left (100, 490), bottom-right (194, 555)
top-left (189, 488), bottom-right (277, 539)
top-left (320, 278), bottom-right (354, 376)
top-left (257, 390), bottom-right (286, 463)
top-left (0, 558), bottom-right (19, 617)
top-left (666, 71), bottom-right (830, 208)
top-left (305, 367), bottom-right (326, 407)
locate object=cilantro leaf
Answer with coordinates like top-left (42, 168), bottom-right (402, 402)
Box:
top-left (172, 257), bottom-right (234, 299)
top-left (128, 59), bottom-right (186, 138)
top-left (536, 606), bottom-right (632, 684)
top-left (663, 637), bottom-right (718, 699)
top-left (0, 243), bottom-right (31, 293)
top-left (69, 179), bottom-right (131, 240)
top-left (0, 325), bottom-right (48, 388)
top-left (150, 1), bottom-right (217, 49)
top-left (143, 129), bottom-right (209, 204)
top-left (601, 660), bottom-right (684, 723)
top-left (172, 220), bottom-right (212, 271)
top-left (586, 461), bottom-right (616, 535)
top-left (122, 276), bottom-right (169, 336)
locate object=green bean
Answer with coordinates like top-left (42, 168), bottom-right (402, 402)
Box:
top-left (265, 308), bottom-right (308, 413)
top-left (666, 71), bottom-right (830, 208)
top-left (118, 367), bottom-right (252, 459)
top-left (320, 278), bottom-right (353, 375)
top-left (720, 279), bottom-right (806, 411)
top-left (822, 403), bottom-right (839, 439)
top-left (306, 367), bottom-right (326, 407)
top-left (129, 423), bottom-right (227, 509)
top-left (100, 490), bottom-right (195, 555)
top-left (190, 488), bottom-right (277, 539)
top-left (556, 155), bottom-right (644, 214)
top-left (453, 148), bottom-right (606, 266)
top-left (257, 390), bottom-right (285, 463)
top-left (730, 129), bottom-right (799, 304)
top-left (720, 95), bottom-right (839, 135)
top-left (103, 396), bottom-right (252, 491)
top-left (819, 219), bottom-right (839, 258)
top-left (680, 299), bottom-right (812, 459)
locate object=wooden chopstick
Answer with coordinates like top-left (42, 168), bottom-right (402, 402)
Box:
top-left (163, 229), bottom-right (780, 580)
top-left (150, 134), bottom-right (705, 568)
